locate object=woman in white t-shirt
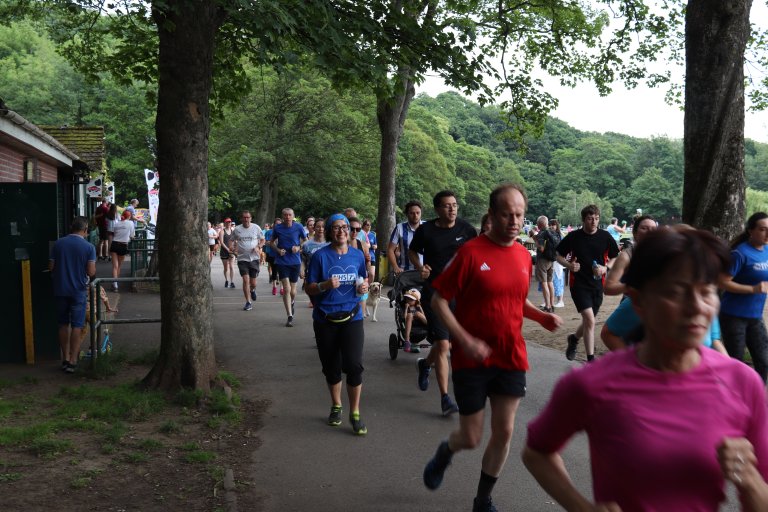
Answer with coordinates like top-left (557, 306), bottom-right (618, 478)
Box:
top-left (109, 210), bottom-right (135, 291)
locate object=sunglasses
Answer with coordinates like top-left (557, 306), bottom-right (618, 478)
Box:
top-left (351, 227), bottom-right (362, 232)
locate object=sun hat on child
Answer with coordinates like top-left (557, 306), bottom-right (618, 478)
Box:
top-left (404, 289), bottom-right (421, 302)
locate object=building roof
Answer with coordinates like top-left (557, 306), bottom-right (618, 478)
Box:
top-left (39, 126), bottom-right (106, 174)
top-left (0, 105), bottom-right (81, 165)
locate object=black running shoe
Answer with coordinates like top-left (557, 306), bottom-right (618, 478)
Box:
top-left (328, 405), bottom-right (342, 426)
top-left (423, 440), bottom-right (452, 490)
top-left (472, 496), bottom-right (498, 512)
top-left (251, 289), bottom-right (257, 301)
top-left (565, 334), bottom-right (578, 361)
top-left (349, 412), bottom-right (367, 435)
top-left (286, 315), bottom-right (293, 327)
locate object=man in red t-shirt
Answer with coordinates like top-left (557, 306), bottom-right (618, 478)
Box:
top-left (422, 183), bottom-right (562, 512)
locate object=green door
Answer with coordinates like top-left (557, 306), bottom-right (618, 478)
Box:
top-left (0, 183), bottom-right (60, 363)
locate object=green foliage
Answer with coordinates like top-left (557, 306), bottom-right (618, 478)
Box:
top-left (209, 65), bottom-right (380, 222)
top-left (54, 383), bottom-right (165, 422)
top-left (158, 420), bottom-right (182, 435)
top-left (555, 191), bottom-right (614, 227)
top-left (746, 188), bottom-right (768, 219)
top-left (624, 167), bottom-right (682, 222)
top-left (0, 19), bottom-right (155, 204)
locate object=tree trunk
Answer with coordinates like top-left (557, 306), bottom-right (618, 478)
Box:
top-left (375, 71), bottom-right (415, 267)
top-left (683, 0), bottom-right (751, 238)
top-left (254, 172), bottom-right (276, 227)
top-left (143, 0), bottom-right (222, 392)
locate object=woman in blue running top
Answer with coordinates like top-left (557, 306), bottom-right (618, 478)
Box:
top-left (306, 213), bottom-right (369, 435)
top-left (720, 211), bottom-right (768, 382)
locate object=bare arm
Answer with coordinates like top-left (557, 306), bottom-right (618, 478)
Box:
top-left (87, 260), bottom-right (96, 279)
top-left (387, 241), bottom-right (402, 274)
top-left (604, 252), bottom-right (629, 296)
top-left (522, 446), bottom-right (621, 512)
top-left (720, 274), bottom-right (768, 294)
top-left (556, 254), bottom-right (579, 273)
top-left (600, 324), bottom-right (627, 351)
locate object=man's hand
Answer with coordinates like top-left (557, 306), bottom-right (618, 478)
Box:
top-left (540, 313), bottom-right (563, 332)
top-left (457, 332), bottom-right (491, 362)
top-left (420, 264), bottom-right (432, 280)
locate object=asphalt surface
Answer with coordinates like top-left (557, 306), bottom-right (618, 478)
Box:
top-left (90, 257), bottom-right (741, 511)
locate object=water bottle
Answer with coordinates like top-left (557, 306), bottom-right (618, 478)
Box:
top-left (592, 260), bottom-right (601, 280)
top-left (356, 277), bottom-right (365, 297)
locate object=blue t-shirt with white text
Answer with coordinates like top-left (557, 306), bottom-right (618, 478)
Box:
top-left (308, 245), bottom-right (367, 322)
top-left (721, 242), bottom-right (768, 318)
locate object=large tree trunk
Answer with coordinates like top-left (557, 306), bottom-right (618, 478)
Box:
top-left (143, 0), bottom-right (222, 392)
top-left (375, 71), bottom-right (415, 268)
top-left (683, 0), bottom-right (751, 238)
top-left (254, 173), bottom-right (276, 226)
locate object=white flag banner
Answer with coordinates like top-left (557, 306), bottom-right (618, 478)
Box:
top-left (144, 169), bottom-right (159, 240)
top-left (86, 177), bottom-right (102, 198)
top-left (105, 182), bottom-right (115, 204)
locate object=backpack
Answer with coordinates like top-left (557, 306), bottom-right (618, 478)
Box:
top-left (540, 230), bottom-right (558, 262)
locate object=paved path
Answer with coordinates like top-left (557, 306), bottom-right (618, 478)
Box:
top-left (105, 257), bottom-right (741, 511)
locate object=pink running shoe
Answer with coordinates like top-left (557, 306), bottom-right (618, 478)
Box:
top-left (272, 285), bottom-right (277, 295)
top-left (280, 288), bottom-right (285, 296)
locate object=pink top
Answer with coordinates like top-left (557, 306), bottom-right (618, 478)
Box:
top-left (527, 347), bottom-right (768, 511)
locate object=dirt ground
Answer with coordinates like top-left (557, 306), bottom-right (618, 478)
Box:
top-left (0, 285), bottom-right (616, 512)
top-left (523, 287), bottom-right (622, 360)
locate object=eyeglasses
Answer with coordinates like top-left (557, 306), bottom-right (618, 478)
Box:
top-left (350, 227), bottom-right (362, 232)
top-left (331, 225), bottom-right (349, 232)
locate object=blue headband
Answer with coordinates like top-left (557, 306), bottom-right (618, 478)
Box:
top-left (327, 213), bottom-right (349, 226)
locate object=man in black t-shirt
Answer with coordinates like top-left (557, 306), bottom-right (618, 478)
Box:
top-left (409, 190), bottom-right (477, 416)
top-left (555, 205), bottom-right (619, 362)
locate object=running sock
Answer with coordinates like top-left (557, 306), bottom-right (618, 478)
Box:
top-left (476, 471), bottom-right (498, 500)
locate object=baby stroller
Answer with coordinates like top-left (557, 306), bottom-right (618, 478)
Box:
top-left (386, 270), bottom-right (429, 360)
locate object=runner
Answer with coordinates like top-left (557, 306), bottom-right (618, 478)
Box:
top-left (301, 218), bottom-right (329, 308)
top-left (264, 219), bottom-right (281, 295)
top-left (408, 190), bottom-right (477, 415)
top-left (524, 227), bottom-right (768, 511)
top-left (387, 200), bottom-right (425, 276)
top-left (422, 184), bottom-right (561, 512)
top-left (218, 218), bottom-right (236, 288)
top-left (555, 204), bottom-right (619, 362)
top-left (271, 208), bottom-right (306, 326)
top-left (719, 211), bottom-right (768, 382)
top-left (230, 211), bottom-right (264, 311)
top-left (207, 222), bottom-right (217, 263)
top-left (306, 214), bottom-right (369, 435)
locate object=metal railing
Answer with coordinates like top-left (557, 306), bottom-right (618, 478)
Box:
top-left (129, 230), bottom-right (157, 276)
top-left (88, 277), bottom-right (161, 363)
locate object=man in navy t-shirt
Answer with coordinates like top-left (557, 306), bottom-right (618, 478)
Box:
top-left (49, 217), bottom-right (97, 373)
top-left (270, 207), bottom-right (307, 326)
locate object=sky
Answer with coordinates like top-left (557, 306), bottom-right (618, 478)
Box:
top-left (420, 3), bottom-right (768, 143)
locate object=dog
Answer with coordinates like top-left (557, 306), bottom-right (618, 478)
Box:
top-left (366, 282), bottom-right (382, 321)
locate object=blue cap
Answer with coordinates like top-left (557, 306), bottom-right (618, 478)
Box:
top-left (327, 213), bottom-right (349, 226)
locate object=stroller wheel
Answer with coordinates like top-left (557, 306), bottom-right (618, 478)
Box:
top-left (388, 333), bottom-right (399, 360)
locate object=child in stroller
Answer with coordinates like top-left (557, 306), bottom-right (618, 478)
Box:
top-left (402, 288), bottom-right (427, 353)
top-left (387, 270), bottom-right (429, 360)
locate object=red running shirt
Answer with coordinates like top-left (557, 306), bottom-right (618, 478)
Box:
top-left (432, 235), bottom-right (531, 371)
